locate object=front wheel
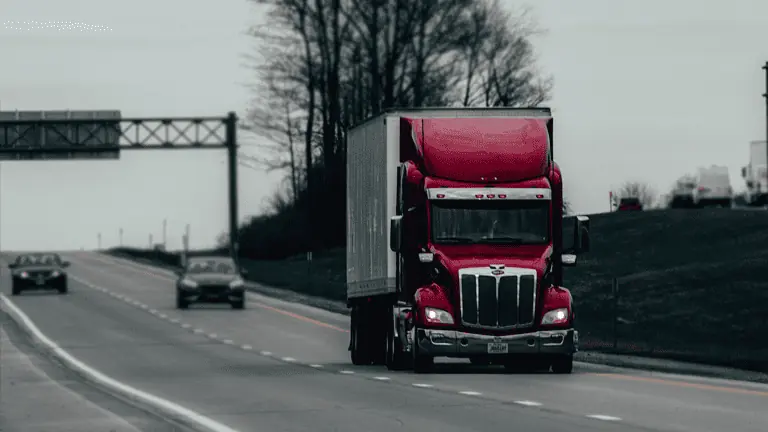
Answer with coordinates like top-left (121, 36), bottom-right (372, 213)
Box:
top-left (551, 354), bottom-right (574, 374)
top-left (11, 283), bottom-right (21, 296)
top-left (386, 311), bottom-right (409, 370)
top-left (231, 297), bottom-right (245, 309)
top-left (57, 283), bottom-right (68, 294)
top-left (412, 325), bottom-right (433, 373)
top-left (176, 293), bottom-right (189, 310)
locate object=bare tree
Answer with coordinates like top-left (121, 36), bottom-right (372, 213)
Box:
top-left (613, 181), bottom-right (658, 208)
top-left (237, 0), bottom-right (554, 259)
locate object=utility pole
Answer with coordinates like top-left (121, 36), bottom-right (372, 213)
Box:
top-left (763, 62), bottom-right (768, 163)
top-left (119, 227), bottom-right (123, 246)
top-left (184, 224), bottom-right (190, 251)
top-left (149, 233), bottom-right (153, 248)
top-left (162, 218), bottom-right (167, 249)
top-left (97, 232), bottom-right (102, 250)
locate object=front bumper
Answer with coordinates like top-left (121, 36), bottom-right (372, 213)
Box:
top-left (179, 286), bottom-right (245, 302)
top-left (416, 328), bottom-right (577, 357)
top-left (14, 275), bottom-right (65, 288)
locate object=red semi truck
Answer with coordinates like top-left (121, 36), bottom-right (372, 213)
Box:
top-left (346, 107), bottom-right (590, 374)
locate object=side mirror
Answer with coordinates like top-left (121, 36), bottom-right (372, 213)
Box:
top-left (174, 269), bottom-right (183, 277)
top-left (61, 261), bottom-right (71, 268)
top-left (575, 215), bottom-right (590, 253)
top-left (563, 215), bottom-right (590, 254)
top-left (562, 254), bottom-right (577, 267)
top-left (741, 167), bottom-right (747, 178)
top-left (390, 215), bottom-right (403, 252)
top-left (8, 263), bottom-right (17, 269)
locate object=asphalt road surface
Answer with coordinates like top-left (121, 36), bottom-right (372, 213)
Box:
top-left (2, 252), bottom-right (767, 432)
top-left (0, 306), bottom-right (191, 432)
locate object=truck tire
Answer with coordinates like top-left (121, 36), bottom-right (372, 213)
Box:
top-left (176, 293), bottom-right (189, 310)
top-left (57, 282), bottom-right (68, 294)
top-left (551, 354), bottom-right (573, 374)
top-left (411, 324), bottom-right (433, 373)
top-left (350, 308), bottom-right (373, 365)
top-left (11, 282), bottom-right (21, 296)
top-left (385, 312), bottom-right (409, 370)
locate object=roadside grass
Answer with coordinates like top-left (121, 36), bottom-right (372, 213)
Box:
top-left (107, 208), bottom-right (768, 372)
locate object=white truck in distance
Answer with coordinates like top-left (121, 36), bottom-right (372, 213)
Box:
top-left (741, 140), bottom-right (768, 207)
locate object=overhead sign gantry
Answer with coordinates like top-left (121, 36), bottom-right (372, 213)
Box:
top-left (0, 110), bottom-right (241, 256)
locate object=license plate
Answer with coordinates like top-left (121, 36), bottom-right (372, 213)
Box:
top-left (487, 342), bottom-right (508, 354)
top-left (36, 279), bottom-right (45, 286)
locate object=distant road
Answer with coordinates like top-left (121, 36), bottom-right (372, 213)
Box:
top-left (2, 251), bottom-right (767, 432)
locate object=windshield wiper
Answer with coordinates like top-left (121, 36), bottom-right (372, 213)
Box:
top-left (434, 236), bottom-right (475, 244)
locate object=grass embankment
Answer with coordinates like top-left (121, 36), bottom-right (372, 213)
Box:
top-left (107, 209), bottom-right (768, 372)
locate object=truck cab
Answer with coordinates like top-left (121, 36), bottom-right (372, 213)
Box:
top-left (346, 108), bottom-right (590, 374)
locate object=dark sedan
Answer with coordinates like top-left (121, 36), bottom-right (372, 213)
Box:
top-left (175, 256), bottom-right (248, 309)
top-left (9, 253), bottom-right (70, 295)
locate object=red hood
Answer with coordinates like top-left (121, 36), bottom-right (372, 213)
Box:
top-left (429, 244), bottom-right (552, 278)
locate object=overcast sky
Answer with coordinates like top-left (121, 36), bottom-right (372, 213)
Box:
top-left (0, 0), bottom-right (766, 251)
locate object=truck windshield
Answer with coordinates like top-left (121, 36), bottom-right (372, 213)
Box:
top-left (430, 200), bottom-right (549, 245)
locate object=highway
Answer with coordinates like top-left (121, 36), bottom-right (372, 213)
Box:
top-left (2, 252), bottom-right (767, 432)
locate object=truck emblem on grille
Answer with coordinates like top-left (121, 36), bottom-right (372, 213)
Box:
top-left (493, 336), bottom-right (502, 343)
top-left (490, 264), bottom-right (505, 275)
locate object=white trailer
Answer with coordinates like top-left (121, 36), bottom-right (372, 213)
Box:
top-left (741, 140), bottom-right (768, 206)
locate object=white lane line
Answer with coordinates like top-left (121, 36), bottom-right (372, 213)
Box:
top-left (0, 294), bottom-right (239, 432)
top-left (339, 370), bottom-right (354, 374)
top-left (514, 400), bottom-right (542, 407)
top-left (169, 318), bottom-right (179, 323)
top-left (586, 415), bottom-right (622, 421)
top-left (149, 309), bottom-right (158, 314)
top-left (182, 324), bottom-right (191, 329)
top-left (208, 334), bottom-right (218, 339)
top-left (412, 383), bottom-right (433, 388)
top-left (308, 364), bottom-right (323, 368)
top-left (222, 339), bottom-right (234, 345)
top-left (282, 357), bottom-right (296, 362)
top-left (158, 314), bottom-right (168, 319)
top-left (139, 304), bottom-right (148, 309)
top-left (193, 329), bottom-right (204, 334)
top-left (372, 376), bottom-right (390, 381)
top-left (459, 391), bottom-right (482, 396)
top-left (261, 351), bottom-right (272, 356)
top-left (241, 345), bottom-right (252, 350)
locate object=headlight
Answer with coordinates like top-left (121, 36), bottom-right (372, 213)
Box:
top-left (51, 271), bottom-right (60, 277)
top-left (424, 307), bottom-right (454, 324)
top-left (541, 308), bottom-right (569, 325)
top-left (229, 279), bottom-right (244, 288)
top-left (20, 272), bottom-right (29, 278)
top-left (180, 278), bottom-right (198, 288)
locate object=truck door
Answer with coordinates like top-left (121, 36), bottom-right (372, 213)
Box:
top-left (396, 163), bottom-right (406, 296)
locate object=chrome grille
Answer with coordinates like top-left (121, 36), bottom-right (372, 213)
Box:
top-left (459, 268), bottom-right (537, 329)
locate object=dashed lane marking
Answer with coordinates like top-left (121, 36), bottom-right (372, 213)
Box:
top-left (586, 415), bottom-right (622, 421)
top-left (412, 383), bottom-right (433, 388)
top-left (282, 357), bottom-right (297, 362)
top-left (339, 370), bottom-right (354, 374)
top-left (241, 345), bottom-right (253, 350)
top-left (514, 400), bottom-right (543, 407)
top-left (309, 364), bottom-right (323, 368)
top-left (372, 376), bottom-right (390, 381)
top-left (459, 391), bottom-right (482, 396)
